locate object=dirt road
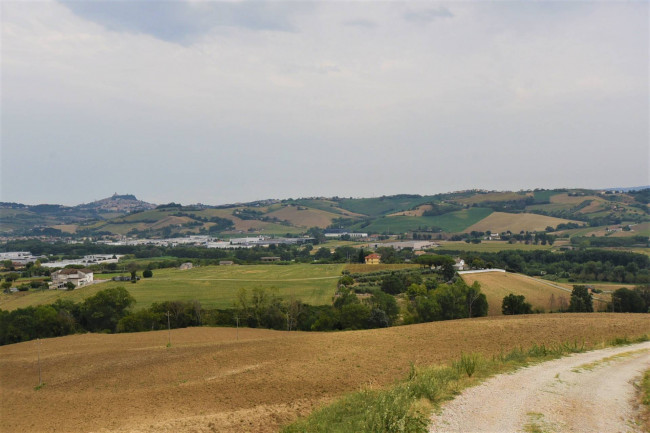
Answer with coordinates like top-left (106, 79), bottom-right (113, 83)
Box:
top-left (430, 341), bottom-right (650, 433)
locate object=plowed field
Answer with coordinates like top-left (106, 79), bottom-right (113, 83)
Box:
top-left (2, 315), bottom-right (649, 433)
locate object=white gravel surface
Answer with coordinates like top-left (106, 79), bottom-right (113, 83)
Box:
top-left (430, 341), bottom-right (650, 433)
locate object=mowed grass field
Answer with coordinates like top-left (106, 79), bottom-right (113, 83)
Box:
top-left (0, 264), bottom-right (345, 312)
top-left (460, 272), bottom-right (611, 315)
top-left (1, 314), bottom-right (648, 433)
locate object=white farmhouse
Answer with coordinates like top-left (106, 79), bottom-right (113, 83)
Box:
top-left (51, 268), bottom-right (94, 288)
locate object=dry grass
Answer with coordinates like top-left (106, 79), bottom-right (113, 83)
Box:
top-left (457, 192), bottom-right (532, 205)
top-left (550, 193), bottom-right (601, 205)
top-left (1, 314), bottom-right (648, 433)
top-left (461, 272), bottom-right (575, 315)
top-left (149, 215), bottom-right (193, 230)
top-left (464, 212), bottom-right (580, 233)
top-left (50, 224), bottom-right (78, 234)
top-left (266, 205), bottom-right (340, 228)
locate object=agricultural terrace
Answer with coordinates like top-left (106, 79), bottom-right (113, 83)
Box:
top-left (1, 314), bottom-right (648, 433)
top-left (0, 264), bottom-right (344, 312)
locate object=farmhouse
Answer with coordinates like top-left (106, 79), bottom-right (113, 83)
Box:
top-left (365, 253), bottom-right (381, 265)
top-left (219, 260), bottom-right (234, 266)
top-left (51, 268), bottom-right (94, 288)
top-left (179, 262), bottom-right (193, 270)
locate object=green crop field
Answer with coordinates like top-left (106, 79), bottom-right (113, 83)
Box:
top-left (0, 264), bottom-right (346, 312)
top-left (532, 190), bottom-right (560, 203)
top-left (337, 196), bottom-right (436, 217)
top-left (352, 208), bottom-right (493, 233)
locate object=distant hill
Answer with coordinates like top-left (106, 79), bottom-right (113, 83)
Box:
top-left (75, 193), bottom-right (156, 213)
top-left (1, 188), bottom-right (648, 238)
top-left (0, 194), bottom-right (155, 235)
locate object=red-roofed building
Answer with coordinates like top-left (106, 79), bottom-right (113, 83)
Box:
top-left (365, 253), bottom-right (381, 265)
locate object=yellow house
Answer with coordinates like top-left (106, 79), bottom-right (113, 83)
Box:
top-left (365, 253), bottom-right (381, 265)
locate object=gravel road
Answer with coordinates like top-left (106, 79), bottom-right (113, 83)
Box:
top-left (430, 341), bottom-right (650, 433)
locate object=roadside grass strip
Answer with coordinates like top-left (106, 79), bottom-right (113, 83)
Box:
top-left (282, 336), bottom-right (649, 433)
top-left (571, 348), bottom-right (649, 373)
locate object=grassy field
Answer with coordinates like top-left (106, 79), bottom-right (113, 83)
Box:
top-left (336, 196), bottom-right (436, 217)
top-left (352, 208), bottom-right (493, 234)
top-left (464, 212), bottom-right (580, 233)
top-left (0, 264), bottom-right (345, 311)
top-left (460, 272), bottom-right (611, 315)
top-left (533, 190), bottom-right (560, 203)
top-left (1, 314), bottom-right (648, 433)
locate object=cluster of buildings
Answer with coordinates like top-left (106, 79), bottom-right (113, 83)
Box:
top-left (323, 230), bottom-right (368, 239)
top-left (98, 235), bottom-right (314, 249)
top-left (40, 254), bottom-right (123, 269)
top-left (207, 236), bottom-right (313, 249)
top-left (0, 251), bottom-right (43, 265)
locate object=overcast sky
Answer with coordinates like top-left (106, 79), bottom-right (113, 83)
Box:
top-left (1, 1), bottom-right (648, 206)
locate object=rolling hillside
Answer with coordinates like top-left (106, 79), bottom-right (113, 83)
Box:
top-left (2, 315), bottom-right (648, 433)
top-left (2, 188), bottom-right (648, 238)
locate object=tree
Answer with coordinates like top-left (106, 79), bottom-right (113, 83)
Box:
top-left (467, 281), bottom-right (488, 318)
top-left (4, 273), bottom-right (20, 283)
top-left (502, 294), bottom-right (532, 315)
top-left (314, 247), bottom-right (332, 260)
top-left (381, 273), bottom-right (405, 295)
top-left (611, 288), bottom-right (646, 313)
top-left (339, 303), bottom-right (371, 329)
top-left (65, 282), bottom-right (75, 291)
top-left (142, 269), bottom-right (153, 278)
top-left (80, 287), bottom-right (135, 332)
top-left (307, 227), bottom-right (326, 244)
top-left (568, 285), bottom-right (593, 312)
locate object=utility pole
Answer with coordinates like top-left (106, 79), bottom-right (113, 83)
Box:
top-left (235, 315), bottom-right (240, 341)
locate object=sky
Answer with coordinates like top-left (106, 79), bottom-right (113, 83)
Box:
top-left (1, 0), bottom-right (648, 206)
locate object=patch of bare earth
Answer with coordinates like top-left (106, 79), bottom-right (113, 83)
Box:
top-left (1, 314), bottom-right (649, 433)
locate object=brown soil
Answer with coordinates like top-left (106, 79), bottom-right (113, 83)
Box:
top-left (1, 314), bottom-right (649, 433)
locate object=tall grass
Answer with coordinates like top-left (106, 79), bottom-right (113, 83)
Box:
top-left (281, 336), bottom-right (648, 433)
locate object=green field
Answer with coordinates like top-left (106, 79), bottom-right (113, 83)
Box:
top-left (337, 196), bottom-right (436, 217)
top-left (0, 264), bottom-right (345, 312)
top-left (352, 208), bottom-right (493, 233)
top-left (532, 190), bottom-right (561, 203)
